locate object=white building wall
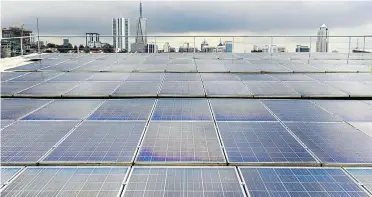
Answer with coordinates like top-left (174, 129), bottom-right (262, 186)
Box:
top-left (316, 25), bottom-right (329, 52)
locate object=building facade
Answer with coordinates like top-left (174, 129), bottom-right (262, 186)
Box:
top-left (296, 45), bottom-right (310, 52)
top-left (224, 41), bottom-right (233, 52)
top-left (316, 24), bottom-right (329, 52)
top-left (163, 42), bottom-right (170, 53)
top-left (112, 18), bottom-right (130, 52)
top-left (86, 33), bottom-right (102, 48)
top-left (1, 27), bottom-right (33, 56)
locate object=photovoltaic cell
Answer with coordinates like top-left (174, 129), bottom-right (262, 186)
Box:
top-left (123, 167), bottom-right (245, 197)
top-left (16, 81), bottom-right (80, 96)
top-left (244, 82), bottom-right (301, 97)
top-left (325, 81), bottom-right (372, 96)
top-left (1, 81), bottom-right (40, 96)
top-left (112, 81), bottom-right (161, 96)
top-left (0, 121), bottom-right (78, 163)
top-left (1, 72), bottom-right (28, 81)
top-left (218, 122), bottom-right (316, 163)
top-left (9, 72), bottom-right (60, 82)
top-left (88, 99), bottom-right (155, 120)
top-left (210, 99), bottom-right (276, 121)
top-left (305, 73), bottom-right (349, 81)
top-left (164, 73), bottom-right (201, 81)
top-left (343, 73), bottom-right (372, 81)
top-left (314, 100), bottom-right (372, 121)
top-left (0, 167), bottom-right (22, 186)
top-left (269, 74), bottom-right (314, 81)
top-left (159, 81), bottom-right (205, 96)
top-left (1, 120), bottom-right (14, 129)
top-left (64, 81), bottom-right (121, 97)
top-left (165, 64), bottom-right (197, 72)
top-left (263, 100), bottom-right (341, 122)
top-left (285, 122), bottom-right (372, 164)
top-left (346, 168), bottom-right (372, 193)
top-left (349, 122), bottom-right (372, 138)
top-left (22, 100), bottom-right (102, 120)
top-left (48, 72), bottom-right (95, 81)
top-left (240, 167), bottom-right (369, 197)
top-left (152, 99), bottom-right (212, 120)
top-left (126, 73), bottom-right (164, 81)
top-left (44, 121), bottom-right (145, 163)
top-left (87, 73), bottom-right (130, 81)
top-left (137, 122), bottom-right (225, 163)
top-left (235, 74), bottom-right (277, 81)
top-left (204, 81), bottom-right (253, 96)
top-left (1, 99), bottom-right (51, 120)
top-left (200, 73), bottom-right (239, 81)
top-left (283, 81), bottom-right (349, 97)
top-left (0, 167), bottom-right (128, 197)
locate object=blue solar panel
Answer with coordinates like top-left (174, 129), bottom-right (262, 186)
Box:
top-left (204, 81), bottom-right (253, 96)
top-left (137, 121), bottom-right (225, 163)
top-left (164, 73), bottom-right (201, 81)
top-left (0, 167), bottom-right (128, 196)
top-left (1, 121), bottom-right (78, 163)
top-left (210, 99), bottom-right (276, 121)
top-left (126, 73), bottom-right (164, 81)
top-left (88, 99), bottom-right (155, 120)
top-left (159, 81), bottom-right (205, 96)
top-left (1, 120), bottom-right (14, 129)
top-left (201, 73), bottom-right (239, 81)
top-left (263, 100), bottom-right (342, 122)
top-left (235, 74), bottom-right (277, 81)
top-left (48, 72), bottom-right (95, 81)
top-left (346, 168), bottom-right (372, 193)
top-left (1, 81), bottom-right (40, 96)
top-left (218, 122), bottom-right (316, 163)
top-left (16, 81), bottom-right (80, 96)
top-left (285, 122), bottom-right (372, 164)
top-left (0, 167), bottom-right (22, 186)
top-left (1, 99), bottom-right (51, 120)
top-left (240, 167), bottom-right (369, 197)
top-left (112, 81), bottom-right (161, 96)
top-left (1, 72), bottom-right (28, 81)
top-left (22, 100), bottom-right (103, 120)
top-left (9, 72), bottom-right (60, 82)
top-left (87, 73), bottom-right (130, 81)
top-left (43, 121), bottom-right (146, 163)
top-left (64, 81), bottom-right (121, 97)
top-left (152, 99), bottom-right (212, 120)
top-left (123, 167), bottom-right (245, 197)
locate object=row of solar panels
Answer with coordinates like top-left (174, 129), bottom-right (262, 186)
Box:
top-left (1, 166), bottom-right (371, 197)
top-left (1, 99), bottom-right (372, 165)
top-left (2, 73), bottom-right (372, 98)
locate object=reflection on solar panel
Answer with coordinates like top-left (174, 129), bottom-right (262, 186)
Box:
top-left (164, 73), bottom-right (201, 81)
top-left (263, 100), bottom-right (341, 122)
top-left (112, 81), bottom-right (161, 96)
top-left (314, 100), bottom-right (372, 121)
top-left (49, 72), bottom-right (94, 81)
top-left (152, 99), bottom-right (212, 120)
top-left (269, 74), bottom-right (314, 81)
top-left (218, 122), bottom-right (316, 163)
top-left (16, 81), bottom-right (80, 96)
top-left (244, 82), bottom-right (301, 97)
top-left (9, 72), bottom-right (60, 82)
top-left (204, 81), bottom-right (253, 97)
top-left (0, 120), bottom-right (14, 129)
top-left (0, 167), bottom-right (128, 197)
top-left (159, 81), bottom-right (205, 96)
top-left (1, 72), bottom-right (28, 81)
top-left (22, 100), bottom-right (103, 120)
top-left (1, 99), bottom-right (51, 120)
top-left (123, 167), bottom-right (245, 197)
top-left (285, 122), bottom-right (372, 164)
top-left (235, 74), bottom-right (277, 81)
top-left (1, 81), bottom-right (40, 96)
top-left (44, 121), bottom-right (145, 163)
top-left (325, 81), bottom-right (372, 96)
top-left (126, 73), bottom-right (164, 81)
top-left (64, 81), bottom-right (120, 97)
top-left (0, 167), bottom-right (22, 186)
top-left (201, 73), bottom-right (239, 81)
top-left (210, 99), bottom-right (276, 121)
top-left (305, 73), bottom-right (349, 81)
top-left (1, 121), bottom-right (78, 163)
top-left (88, 99), bottom-right (155, 120)
top-left (137, 122), bottom-right (225, 163)
top-left (87, 73), bottom-right (130, 81)
top-left (240, 167), bottom-right (369, 197)
top-left (346, 168), bottom-right (372, 193)
top-left (283, 81), bottom-right (348, 97)
top-left (349, 122), bottom-right (372, 138)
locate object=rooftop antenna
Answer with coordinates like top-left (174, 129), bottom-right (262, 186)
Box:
top-left (140, 0), bottom-right (143, 18)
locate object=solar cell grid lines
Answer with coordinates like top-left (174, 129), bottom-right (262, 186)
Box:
top-left (1, 81), bottom-right (40, 96)
top-left (152, 99), bottom-right (212, 121)
top-left (112, 81), bottom-right (162, 96)
top-left (87, 73), bottom-right (130, 81)
top-left (346, 168), bottom-right (372, 193)
top-left (159, 81), bottom-right (205, 97)
top-left (283, 81), bottom-right (349, 97)
top-left (126, 73), bottom-right (164, 81)
top-left (9, 72), bottom-right (60, 82)
top-left (200, 73), bottom-right (239, 81)
top-left (285, 122), bottom-right (372, 164)
top-left (0, 167), bottom-right (128, 197)
top-left (1, 72), bottom-right (28, 81)
top-left (1, 120), bottom-right (14, 129)
top-left (137, 121), bottom-right (225, 163)
top-left (235, 74), bottom-right (277, 81)
top-left (269, 74), bottom-right (314, 81)
top-left (123, 167), bottom-right (245, 197)
top-left (22, 100), bottom-right (103, 120)
top-left (16, 81), bottom-right (80, 96)
top-left (314, 100), bottom-right (372, 121)
top-left (88, 99), bottom-right (155, 120)
top-left (0, 167), bottom-right (22, 186)
top-left (1, 99), bottom-right (51, 120)
top-left (43, 121), bottom-right (146, 163)
top-left (64, 81), bottom-right (121, 97)
top-left (210, 99), bottom-right (276, 121)
top-left (164, 73), bottom-right (201, 81)
top-left (48, 72), bottom-right (95, 81)
top-left (243, 81), bottom-right (301, 97)
top-left (240, 167), bottom-right (370, 197)
top-left (204, 81), bottom-right (253, 97)
top-left (217, 122), bottom-right (316, 163)
top-left (325, 81), bottom-right (372, 97)
top-left (349, 122), bottom-right (372, 138)
top-left (1, 121), bottom-right (78, 163)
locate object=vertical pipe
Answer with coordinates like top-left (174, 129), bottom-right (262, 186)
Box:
top-left (363, 36), bottom-right (366, 52)
top-left (347, 36), bottom-right (351, 64)
top-left (36, 18), bottom-right (40, 56)
top-left (308, 36), bottom-right (312, 64)
top-left (20, 37), bottom-right (23, 56)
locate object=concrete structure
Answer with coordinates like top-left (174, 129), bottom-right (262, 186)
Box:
top-left (296, 45), bottom-right (310, 52)
top-left (163, 42), bottom-right (171, 53)
top-left (112, 18), bottom-right (130, 52)
top-left (145, 43), bottom-right (158, 53)
top-left (224, 41), bottom-right (233, 52)
top-left (1, 27), bottom-right (33, 56)
top-left (86, 33), bottom-right (102, 48)
top-left (132, 1), bottom-right (147, 52)
top-left (316, 24), bottom-right (329, 52)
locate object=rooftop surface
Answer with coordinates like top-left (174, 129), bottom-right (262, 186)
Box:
top-left (1, 52), bottom-right (372, 196)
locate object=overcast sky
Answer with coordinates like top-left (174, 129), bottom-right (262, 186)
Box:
top-left (2, 0), bottom-right (372, 52)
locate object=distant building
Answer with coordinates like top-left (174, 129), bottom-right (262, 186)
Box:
top-left (252, 45), bottom-right (285, 53)
top-left (145, 43), bottom-right (158, 53)
top-left (316, 24), bottom-right (329, 52)
top-left (201, 39), bottom-right (209, 52)
top-left (296, 45), bottom-right (310, 52)
top-left (112, 18), bottom-right (130, 52)
top-left (215, 39), bottom-right (225, 53)
top-left (132, 1), bottom-right (147, 52)
top-left (163, 42), bottom-right (171, 53)
top-left (63, 38), bottom-right (70, 46)
top-left (86, 33), bottom-right (102, 48)
top-left (224, 41), bottom-right (233, 53)
top-left (1, 27), bottom-right (33, 55)
top-left (277, 46), bottom-right (286, 53)
top-left (179, 43), bottom-right (197, 53)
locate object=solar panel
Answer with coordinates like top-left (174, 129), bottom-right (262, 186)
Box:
top-left (217, 122), bottom-right (316, 163)
top-left (262, 100), bottom-right (341, 122)
top-left (9, 72), bottom-right (60, 82)
top-left (1, 120), bottom-right (14, 129)
top-left (137, 121), bottom-right (225, 163)
top-left (314, 100), bottom-right (372, 121)
top-left (285, 122), bottom-right (372, 164)
top-left (276, 63), bottom-right (321, 72)
top-left (342, 73), bottom-right (372, 81)
top-left (166, 64), bottom-right (197, 72)
top-left (0, 167), bottom-right (22, 186)
top-left (5, 63), bottom-right (47, 71)
top-left (88, 99), bottom-right (155, 120)
top-left (1, 99), bottom-right (51, 120)
top-left (87, 73), bottom-right (130, 81)
top-left (349, 122), bottom-right (372, 138)
top-left (235, 74), bottom-right (277, 81)
top-left (123, 167), bottom-right (245, 197)
top-left (283, 81), bottom-right (349, 97)
top-left (197, 64), bottom-right (228, 72)
top-left (64, 81), bottom-right (121, 97)
top-left (244, 81), bottom-right (301, 97)
top-left (152, 99), bottom-right (212, 120)
top-left (200, 73), bottom-right (239, 81)
top-left (325, 81), bottom-right (372, 97)
top-left (346, 168), bottom-right (372, 193)
top-left (240, 167), bottom-right (369, 197)
top-left (269, 74), bottom-right (314, 81)
top-left (0, 167), bottom-right (128, 197)
top-left (112, 81), bottom-right (161, 96)
top-left (16, 81), bottom-right (80, 96)
top-left (159, 81), bottom-right (205, 96)
top-left (48, 72), bottom-right (95, 81)
top-left (255, 64), bottom-right (292, 72)
top-left (22, 100), bottom-right (103, 120)
top-left (126, 73), bottom-right (164, 81)
top-left (225, 64), bottom-right (262, 72)
top-left (164, 73), bottom-right (201, 81)
top-left (1, 121), bottom-right (78, 163)
top-left (210, 99), bottom-right (276, 121)
top-left (43, 121), bottom-right (146, 163)
top-left (1, 72), bottom-right (28, 81)
top-left (1, 81), bottom-right (40, 96)
top-left (204, 81), bottom-right (253, 97)
top-left (305, 73), bottom-right (349, 81)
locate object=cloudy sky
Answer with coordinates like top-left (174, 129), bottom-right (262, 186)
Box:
top-left (2, 0), bottom-right (372, 52)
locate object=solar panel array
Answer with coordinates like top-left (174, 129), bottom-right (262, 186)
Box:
top-left (1, 53), bottom-right (371, 196)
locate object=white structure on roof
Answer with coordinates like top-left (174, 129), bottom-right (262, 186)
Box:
top-left (112, 18), bottom-right (130, 52)
top-left (316, 24), bottom-right (329, 52)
